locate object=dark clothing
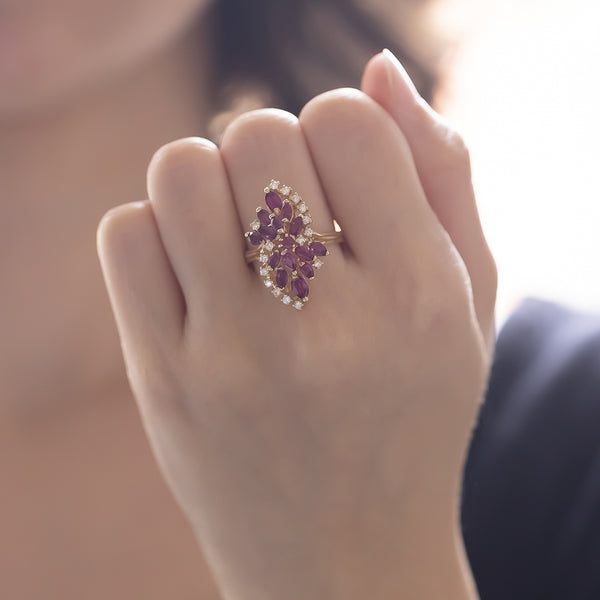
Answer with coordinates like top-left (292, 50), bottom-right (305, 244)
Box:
top-left (462, 299), bottom-right (600, 599)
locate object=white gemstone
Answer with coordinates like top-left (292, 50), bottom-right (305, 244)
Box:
top-left (269, 179), bottom-right (280, 190)
top-left (259, 254), bottom-right (268, 264)
top-left (280, 185), bottom-right (290, 195)
top-left (293, 301), bottom-right (303, 310)
top-left (298, 203), bottom-right (307, 213)
top-left (305, 228), bottom-right (313, 236)
top-left (313, 259), bottom-right (323, 269)
top-left (265, 241), bottom-right (274, 251)
top-left (272, 288), bottom-right (282, 298)
top-left (264, 186), bottom-right (270, 193)
top-left (290, 192), bottom-right (301, 204)
top-left (251, 220), bottom-right (260, 231)
top-left (302, 215), bottom-right (312, 224)
top-left (296, 235), bottom-right (306, 245)
top-left (259, 267), bottom-right (269, 276)
top-left (264, 279), bottom-right (273, 288)
top-left (282, 295), bottom-right (291, 305)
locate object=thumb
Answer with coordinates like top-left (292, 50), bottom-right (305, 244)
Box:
top-left (361, 50), bottom-right (497, 344)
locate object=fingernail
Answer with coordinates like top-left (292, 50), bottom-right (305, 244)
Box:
top-left (382, 48), bottom-right (421, 102)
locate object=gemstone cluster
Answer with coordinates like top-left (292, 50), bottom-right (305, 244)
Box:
top-left (244, 180), bottom-right (328, 309)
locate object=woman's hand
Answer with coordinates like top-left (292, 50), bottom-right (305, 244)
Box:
top-left (97, 51), bottom-right (495, 600)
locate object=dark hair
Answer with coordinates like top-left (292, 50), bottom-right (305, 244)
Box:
top-left (210, 0), bottom-right (437, 117)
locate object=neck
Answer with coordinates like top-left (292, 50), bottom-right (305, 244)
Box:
top-left (0, 27), bottom-right (211, 420)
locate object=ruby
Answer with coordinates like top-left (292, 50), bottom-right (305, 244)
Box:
top-left (281, 252), bottom-right (296, 270)
top-left (289, 216), bottom-right (304, 236)
top-left (299, 262), bottom-right (314, 279)
top-left (271, 216), bottom-right (283, 231)
top-left (294, 245), bottom-right (314, 262)
top-left (265, 191), bottom-right (283, 211)
top-left (281, 236), bottom-right (294, 250)
top-left (248, 231), bottom-right (263, 245)
top-left (268, 252), bottom-right (281, 269)
top-left (259, 225), bottom-right (277, 240)
top-left (280, 202), bottom-right (292, 220)
top-left (275, 269), bottom-right (288, 289)
top-left (257, 209), bottom-right (270, 226)
top-left (291, 277), bottom-right (309, 299)
top-left (309, 241), bottom-right (327, 256)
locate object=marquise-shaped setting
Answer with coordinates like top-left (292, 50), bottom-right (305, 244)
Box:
top-left (244, 180), bottom-right (329, 309)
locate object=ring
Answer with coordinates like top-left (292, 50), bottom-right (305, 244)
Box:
top-left (244, 180), bottom-right (344, 310)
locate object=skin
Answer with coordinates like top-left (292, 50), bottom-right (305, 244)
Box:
top-left (1, 0), bottom-right (496, 598)
top-left (99, 53), bottom-right (496, 599)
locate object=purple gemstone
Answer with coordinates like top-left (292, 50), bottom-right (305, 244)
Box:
top-left (299, 262), bottom-right (314, 279)
top-left (289, 216), bottom-right (304, 236)
top-left (275, 269), bottom-right (288, 289)
top-left (257, 209), bottom-right (270, 226)
top-left (271, 216), bottom-right (283, 231)
top-left (280, 236), bottom-right (294, 250)
top-left (281, 253), bottom-right (296, 270)
top-left (268, 252), bottom-right (281, 269)
top-left (259, 225), bottom-right (277, 240)
top-left (291, 277), bottom-right (309, 299)
top-left (265, 191), bottom-right (283, 211)
top-left (294, 245), bottom-right (314, 262)
top-left (248, 231), bottom-right (263, 246)
top-left (280, 202), bottom-right (292, 220)
top-left (309, 241), bottom-right (327, 256)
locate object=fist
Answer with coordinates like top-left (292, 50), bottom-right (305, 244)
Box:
top-left (97, 51), bottom-right (495, 600)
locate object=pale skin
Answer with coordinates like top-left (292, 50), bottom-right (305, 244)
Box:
top-left (1, 1), bottom-right (495, 598)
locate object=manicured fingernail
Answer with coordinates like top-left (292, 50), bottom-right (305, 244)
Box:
top-left (382, 48), bottom-right (420, 102)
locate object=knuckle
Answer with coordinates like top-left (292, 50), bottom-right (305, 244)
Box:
top-left (147, 137), bottom-right (220, 202)
top-left (220, 107), bottom-right (298, 153)
top-left (411, 100), bottom-right (472, 174)
top-left (97, 201), bottom-right (153, 258)
top-left (300, 87), bottom-right (380, 134)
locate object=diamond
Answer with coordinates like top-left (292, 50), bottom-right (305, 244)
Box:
top-left (259, 254), bottom-right (268, 264)
top-left (264, 279), bottom-right (273, 288)
top-left (269, 179), bottom-right (280, 190)
top-left (282, 295), bottom-right (291, 305)
top-left (298, 203), bottom-right (307, 213)
top-left (272, 288), bottom-right (282, 297)
top-left (251, 220), bottom-right (260, 231)
top-left (313, 259), bottom-right (323, 269)
top-left (302, 215), bottom-right (312, 224)
top-left (280, 185), bottom-right (291, 195)
top-left (296, 235), bottom-right (306, 245)
top-left (290, 192), bottom-right (301, 204)
top-left (259, 267), bottom-right (269, 276)
top-left (305, 228), bottom-right (313, 236)
top-left (293, 301), bottom-right (303, 310)
top-left (265, 241), bottom-right (274, 251)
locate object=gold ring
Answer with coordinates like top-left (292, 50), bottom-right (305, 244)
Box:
top-left (243, 180), bottom-right (343, 310)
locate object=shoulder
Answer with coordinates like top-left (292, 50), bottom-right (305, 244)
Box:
top-left (462, 299), bottom-right (600, 599)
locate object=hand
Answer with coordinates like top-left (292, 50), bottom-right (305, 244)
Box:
top-left (97, 50), bottom-right (495, 600)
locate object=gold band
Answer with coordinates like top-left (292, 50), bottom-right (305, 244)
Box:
top-left (243, 179), bottom-right (342, 310)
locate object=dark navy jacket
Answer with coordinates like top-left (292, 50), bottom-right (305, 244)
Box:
top-left (462, 299), bottom-right (600, 599)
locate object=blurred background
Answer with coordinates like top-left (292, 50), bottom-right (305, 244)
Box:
top-left (437, 0), bottom-right (600, 323)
